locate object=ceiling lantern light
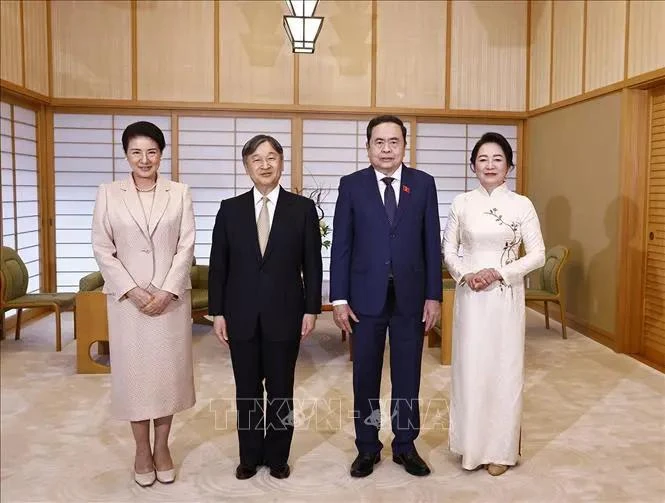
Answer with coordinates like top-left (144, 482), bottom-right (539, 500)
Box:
top-left (283, 0), bottom-right (324, 54)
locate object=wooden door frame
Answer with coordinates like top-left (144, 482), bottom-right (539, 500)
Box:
top-left (616, 81), bottom-right (665, 358)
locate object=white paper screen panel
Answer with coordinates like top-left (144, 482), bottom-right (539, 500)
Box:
top-left (1, 102), bottom-right (15, 255)
top-left (1, 102), bottom-right (40, 297)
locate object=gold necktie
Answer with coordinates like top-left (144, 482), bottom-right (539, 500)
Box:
top-left (257, 196), bottom-right (270, 256)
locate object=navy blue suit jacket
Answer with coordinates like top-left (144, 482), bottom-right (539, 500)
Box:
top-left (329, 165), bottom-right (442, 316)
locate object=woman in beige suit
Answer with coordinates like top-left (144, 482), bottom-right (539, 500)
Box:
top-left (92, 121), bottom-right (195, 487)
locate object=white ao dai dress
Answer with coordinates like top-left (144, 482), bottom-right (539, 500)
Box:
top-left (442, 184), bottom-right (545, 469)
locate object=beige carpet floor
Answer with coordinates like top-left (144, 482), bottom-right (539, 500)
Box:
top-left (1, 310), bottom-right (664, 503)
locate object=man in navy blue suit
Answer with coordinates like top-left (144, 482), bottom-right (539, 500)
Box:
top-left (330, 115), bottom-right (442, 478)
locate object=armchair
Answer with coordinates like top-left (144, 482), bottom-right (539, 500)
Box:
top-left (525, 245), bottom-right (570, 338)
top-left (1, 246), bottom-right (76, 351)
top-left (190, 262), bottom-right (211, 324)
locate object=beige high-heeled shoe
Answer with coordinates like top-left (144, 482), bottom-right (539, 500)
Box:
top-left (487, 464), bottom-right (509, 476)
top-left (156, 468), bottom-right (176, 484)
top-left (134, 469), bottom-right (156, 487)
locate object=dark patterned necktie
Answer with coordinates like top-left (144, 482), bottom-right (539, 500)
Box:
top-left (382, 177), bottom-right (397, 225)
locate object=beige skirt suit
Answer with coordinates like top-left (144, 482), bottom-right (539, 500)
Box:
top-left (92, 176), bottom-right (196, 421)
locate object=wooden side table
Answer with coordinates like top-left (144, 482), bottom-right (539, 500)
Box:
top-left (440, 288), bottom-right (454, 365)
top-left (427, 282), bottom-right (455, 365)
top-left (75, 291), bottom-right (111, 374)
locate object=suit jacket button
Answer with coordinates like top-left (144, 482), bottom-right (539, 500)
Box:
top-left (385, 261), bottom-right (390, 265)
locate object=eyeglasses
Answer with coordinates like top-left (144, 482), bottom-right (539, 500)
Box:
top-left (249, 155), bottom-right (280, 167)
top-left (370, 138), bottom-right (403, 150)
top-left (128, 149), bottom-right (160, 161)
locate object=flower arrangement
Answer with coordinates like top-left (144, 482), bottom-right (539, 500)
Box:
top-left (296, 186), bottom-right (332, 249)
top-left (319, 220), bottom-right (331, 249)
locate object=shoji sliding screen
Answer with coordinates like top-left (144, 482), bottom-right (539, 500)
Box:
top-left (50, 113), bottom-right (516, 294)
top-left (1, 102), bottom-right (41, 298)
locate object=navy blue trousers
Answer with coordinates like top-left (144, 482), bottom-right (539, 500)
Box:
top-left (352, 282), bottom-right (425, 455)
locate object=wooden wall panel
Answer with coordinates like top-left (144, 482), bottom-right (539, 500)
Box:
top-left (642, 86), bottom-right (665, 365)
top-left (616, 88), bottom-right (649, 355)
top-left (527, 92), bottom-right (622, 336)
top-left (551, 0), bottom-right (584, 102)
top-left (51, 0), bottom-right (131, 99)
top-left (449, 0), bottom-right (527, 111)
top-left (627, 0), bottom-right (665, 78)
top-left (529, 0), bottom-right (552, 110)
top-left (219, 1), bottom-right (293, 105)
top-left (375, 0), bottom-right (446, 108)
top-left (0, 0), bottom-right (22, 85)
top-left (23, 0), bottom-right (49, 96)
top-left (585, 0), bottom-right (626, 92)
top-left (298, 0), bottom-right (372, 107)
top-left (137, 1), bottom-right (214, 102)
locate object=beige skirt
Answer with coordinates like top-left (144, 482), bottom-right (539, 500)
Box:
top-left (107, 290), bottom-right (195, 421)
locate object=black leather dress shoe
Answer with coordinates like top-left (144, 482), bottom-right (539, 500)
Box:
top-left (393, 450), bottom-right (431, 476)
top-left (269, 464), bottom-right (290, 479)
top-left (350, 452), bottom-right (381, 478)
top-left (235, 464), bottom-right (258, 480)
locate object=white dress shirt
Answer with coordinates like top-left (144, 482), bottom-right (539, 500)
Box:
top-left (374, 165), bottom-right (402, 206)
top-left (333, 165), bottom-right (403, 306)
top-left (253, 184), bottom-right (281, 228)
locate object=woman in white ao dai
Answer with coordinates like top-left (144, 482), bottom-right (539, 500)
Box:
top-left (442, 133), bottom-right (545, 476)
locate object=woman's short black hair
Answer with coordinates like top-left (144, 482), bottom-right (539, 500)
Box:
top-left (121, 121), bottom-right (166, 153)
top-left (241, 134), bottom-right (284, 161)
top-left (470, 132), bottom-right (514, 168)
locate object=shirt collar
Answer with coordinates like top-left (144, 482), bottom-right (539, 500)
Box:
top-left (253, 184), bottom-right (281, 206)
top-left (374, 164), bottom-right (403, 185)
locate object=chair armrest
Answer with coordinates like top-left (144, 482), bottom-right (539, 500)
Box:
top-left (79, 271), bottom-right (105, 292)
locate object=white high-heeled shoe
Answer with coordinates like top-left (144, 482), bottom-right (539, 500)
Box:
top-left (156, 468), bottom-right (176, 484)
top-left (134, 470), bottom-right (156, 487)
